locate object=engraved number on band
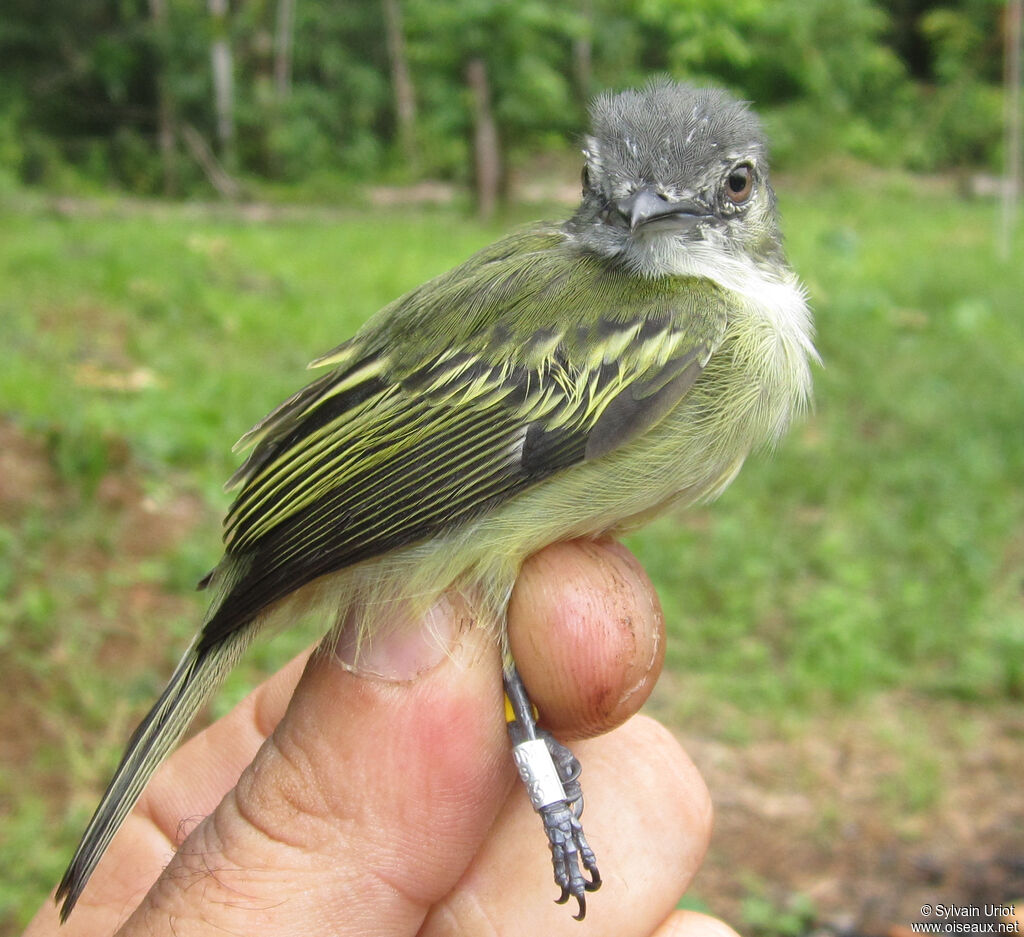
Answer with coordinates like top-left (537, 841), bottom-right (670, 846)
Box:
top-left (512, 738), bottom-right (566, 810)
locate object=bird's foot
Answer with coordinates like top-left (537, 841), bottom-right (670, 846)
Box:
top-left (504, 664), bottom-right (601, 920)
top-left (540, 796), bottom-right (601, 919)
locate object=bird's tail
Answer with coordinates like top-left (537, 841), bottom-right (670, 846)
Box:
top-left (55, 627), bottom-right (252, 921)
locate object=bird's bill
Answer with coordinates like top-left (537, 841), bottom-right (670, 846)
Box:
top-left (615, 187), bottom-right (710, 233)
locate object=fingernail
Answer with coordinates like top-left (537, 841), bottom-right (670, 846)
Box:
top-left (332, 593), bottom-right (464, 681)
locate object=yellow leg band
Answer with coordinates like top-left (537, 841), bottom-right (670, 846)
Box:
top-left (504, 693), bottom-right (538, 724)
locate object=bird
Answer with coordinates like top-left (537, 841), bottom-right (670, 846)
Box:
top-left (56, 78), bottom-right (816, 922)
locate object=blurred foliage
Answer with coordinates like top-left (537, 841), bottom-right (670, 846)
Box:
top-left (405, 0), bottom-right (587, 178)
top-left (0, 0), bottom-right (1013, 198)
top-left (740, 885), bottom-right (817, 937)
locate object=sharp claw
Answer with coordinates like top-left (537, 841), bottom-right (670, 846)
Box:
top-left (573, 894), bottom-right (587, 921)
top-left (585, 866), bottom-right (602, 891)
top-left (556, 885), bottom-right (570, 905)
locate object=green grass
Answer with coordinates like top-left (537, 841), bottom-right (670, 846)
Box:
top-left (2, 176), bottom-right (1022, 928)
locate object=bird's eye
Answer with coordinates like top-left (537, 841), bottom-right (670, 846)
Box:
top-left (581, 165), bottom-right (592, 192)
top-left (725, 163), bottom-right (754, 204)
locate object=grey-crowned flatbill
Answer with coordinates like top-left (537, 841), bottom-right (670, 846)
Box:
top-left (56, 79), bottom-right (816, 922)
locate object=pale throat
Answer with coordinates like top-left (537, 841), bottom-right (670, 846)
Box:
top-left (624, 229), bottom-right (818, 376)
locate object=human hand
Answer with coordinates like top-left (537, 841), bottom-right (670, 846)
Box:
top-left (26, 540), bottom-right (731, 937)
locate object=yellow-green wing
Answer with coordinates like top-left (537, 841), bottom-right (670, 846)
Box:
top-left (197, 225), bottom-right (728, 650)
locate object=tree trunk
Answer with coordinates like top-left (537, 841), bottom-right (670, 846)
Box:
top-left (573, 0), bottom-right (594, 102)
top-left (208, 0), bottom-right (235, 168)
top-left (148, 0), bottom-right (178, 196)
top-left (181, 123), bottom-right (244, 200)
top-left (274, 0), bottom-right (296, 100)
top-left (466, 57), bottom-right (500, 220)
top-left (382, 0), bottom-right (417, 170)
top-left (1001, 0), bottom-right (1023, 258)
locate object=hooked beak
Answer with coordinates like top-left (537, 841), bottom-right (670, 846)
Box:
top-left (614, 187), bottom-right (709, 233)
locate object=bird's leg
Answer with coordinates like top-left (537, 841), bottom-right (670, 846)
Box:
top-left (503, 662), bottom-right (601, 920)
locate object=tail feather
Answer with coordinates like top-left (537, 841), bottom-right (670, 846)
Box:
top-left (55, 629), bottom-right (252, 921)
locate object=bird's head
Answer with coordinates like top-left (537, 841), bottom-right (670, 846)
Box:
top-left (570, 80), bottom-right (784, 279)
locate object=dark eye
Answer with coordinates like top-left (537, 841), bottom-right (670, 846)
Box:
top-left (725, 163), bottom-right (754, 204)
top-left (581, 164), bottom-right (592, 192)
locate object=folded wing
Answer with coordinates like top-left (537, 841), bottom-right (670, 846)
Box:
top-left (198, 229), bottom-right (728, 651)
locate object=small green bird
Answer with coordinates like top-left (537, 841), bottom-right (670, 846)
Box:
top-left (56, 79), bottom-right (816, 921)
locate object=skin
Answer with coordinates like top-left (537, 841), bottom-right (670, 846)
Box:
top-left (25, 540), bottom-right (734, 937)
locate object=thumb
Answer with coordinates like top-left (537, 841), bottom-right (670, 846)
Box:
top-left (119, 598), bottom-right (510, 937)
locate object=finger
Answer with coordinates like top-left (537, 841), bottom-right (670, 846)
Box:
top-left (140, 648), bottom-right (314, 841)
top-left (508, 539), bottom-right (665, 739)
top-left (24, 651), bottom-right (316, 937)
top-left (421, 715), bottom-right (713, 936)
top-left (118, 598), bottom-right (511, 937)
top-left (653, 911), bottom-right (744, 937)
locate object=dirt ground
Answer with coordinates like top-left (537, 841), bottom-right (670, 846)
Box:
top-left (4, 414), bottom-right (1022, 932)
top-left (673, 695), bottom-right (1024, 933)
